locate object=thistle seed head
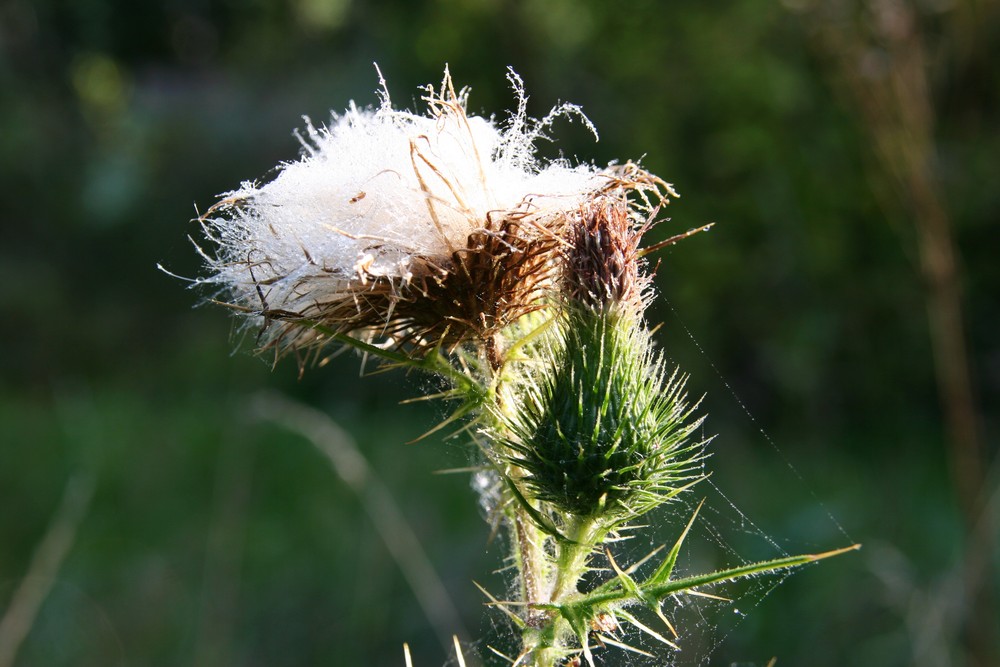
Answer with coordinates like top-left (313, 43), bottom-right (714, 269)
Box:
top-left (195, 68), bottom-right (622, 360)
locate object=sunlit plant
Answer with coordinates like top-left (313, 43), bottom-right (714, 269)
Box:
top-left (187, 68), bottom-right (856, 666)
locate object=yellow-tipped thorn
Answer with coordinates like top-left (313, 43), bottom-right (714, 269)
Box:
top-left (808, 543), bottom-right (862, 561)
top-left (617, 609), bottom-right (680, 650)
top-left (684, 589), bottom-right (732, 602)
top-left (473, 581), bottom-right (527, 627)
top-left (510, 646), bottom-right (532, 667)
top-left (595, 634), bottom-right (655, 657)
top-left (486, 644), bottom-right (515, 664)
top-left (626, 544), bottom-right (665, 574)
top-left (654, 602), bottom-right (679, 639)
top-left (432, 465), bottom-right (488, 475)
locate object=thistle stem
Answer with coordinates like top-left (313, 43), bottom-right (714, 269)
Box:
top-left (550, 517), bottom-right (601, 604)
top-left (513, 504), bottom-right (548, 627)
top-left (488, 345), bottom-right (551, 633)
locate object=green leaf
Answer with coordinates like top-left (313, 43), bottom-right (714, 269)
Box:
top-left (576, 544), bottom-right (861, 610)
top-left (500, 475), bottom-right (574, 543)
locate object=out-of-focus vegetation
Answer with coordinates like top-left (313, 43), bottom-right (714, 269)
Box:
top-left (1, 0), bottom-right (997, 665)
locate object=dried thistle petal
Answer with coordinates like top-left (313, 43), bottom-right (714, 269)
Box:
top-left (265, 214), bottom-right (561, 361)
top-left (565, 195), bottom-right (650, 313)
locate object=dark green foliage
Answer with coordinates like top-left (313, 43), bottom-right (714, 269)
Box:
top-left (2, 0), bottom-right (998, 664)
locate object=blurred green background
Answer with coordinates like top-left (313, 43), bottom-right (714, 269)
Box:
top-left (1, 0), bottom-right (997, 665)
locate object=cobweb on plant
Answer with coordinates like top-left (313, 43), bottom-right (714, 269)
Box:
top-left (457, 301), bottom-right (856, 667)
top-left (459, 497), bottom-right (826, 666)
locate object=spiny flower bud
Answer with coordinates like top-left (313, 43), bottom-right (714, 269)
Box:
top-left (493, 183), bottom-right (708, 521)
top-left (498, 308), bottom-right (707, 520)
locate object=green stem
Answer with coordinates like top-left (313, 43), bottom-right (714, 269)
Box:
top-left (522, 517), bottom-right (606, 667)
top-left (549, 517), bottom-right (601, 604)
top-left (486, 341), bottom-right (553, 638)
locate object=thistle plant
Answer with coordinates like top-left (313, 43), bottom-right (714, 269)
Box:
top-left (187, 68), bottom-right (857, 666)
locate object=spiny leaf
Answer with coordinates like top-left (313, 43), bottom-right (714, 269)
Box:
top-left (579, 544), bottom-right (862, 609)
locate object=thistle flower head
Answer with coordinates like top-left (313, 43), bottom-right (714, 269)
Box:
top-left (565, 195), bottom-right (650, 315)
top-left (196, 68), bottom-right (666, 360)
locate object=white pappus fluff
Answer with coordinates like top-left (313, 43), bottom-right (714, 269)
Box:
top-left (196, 67), bottom-right (613, 324)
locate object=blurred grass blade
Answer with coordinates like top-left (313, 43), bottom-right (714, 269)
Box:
top-left (0, 473), bottom-right (95, 667)
top-left (251, 392), bottom-right (468, 652)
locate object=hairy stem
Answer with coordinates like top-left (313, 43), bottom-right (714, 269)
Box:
top-left (550, 517), bottom-right (601, 604)
top-left (513, 501), bottom-right (549, 627)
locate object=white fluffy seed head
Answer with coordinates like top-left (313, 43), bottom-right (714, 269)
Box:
top-left (200, 69), bottom-right (605, 313)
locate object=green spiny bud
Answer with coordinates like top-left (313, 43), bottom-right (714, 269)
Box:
top-left (499, 307), bottom-right (706, 520)
top-left (496, 197), bottom-right (708, 521)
